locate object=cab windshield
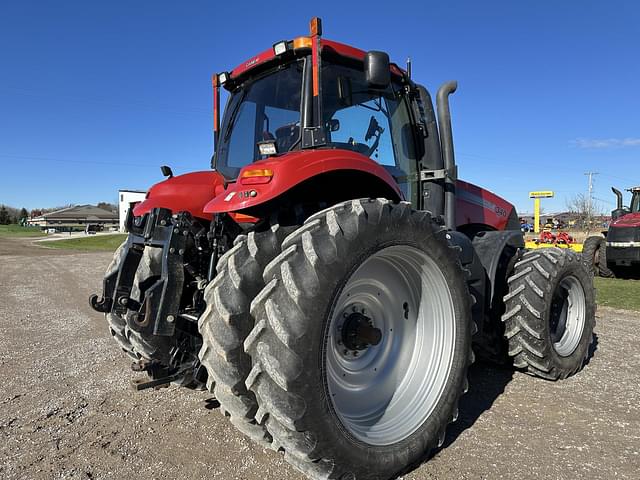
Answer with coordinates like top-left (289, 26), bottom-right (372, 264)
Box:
top-left (215, 60), bottom-right (304, 179)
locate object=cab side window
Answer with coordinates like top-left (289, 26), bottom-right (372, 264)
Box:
top-left (322, 61), bottom-right (419, 205)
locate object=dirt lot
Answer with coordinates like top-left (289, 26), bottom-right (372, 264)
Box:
top-left (1, 236), bottom-right (639, 480)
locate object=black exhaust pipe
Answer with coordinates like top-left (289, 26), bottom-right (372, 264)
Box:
top-left (436, 81), bottom-right (458, 230)
top-left (612, 187), bottom-right (623, 210)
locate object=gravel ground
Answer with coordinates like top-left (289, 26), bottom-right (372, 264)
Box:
top-left (1, 236), bottom-right (639, 480)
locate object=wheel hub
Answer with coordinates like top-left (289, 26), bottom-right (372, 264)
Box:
top-left (339, 308), bottom-right (382, 353)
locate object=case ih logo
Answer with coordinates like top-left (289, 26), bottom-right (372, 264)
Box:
top-left (245, 57), bottom-right (259, 68)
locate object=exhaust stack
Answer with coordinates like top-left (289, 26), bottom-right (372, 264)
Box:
top-left (612, 187), bottom-right (623, 210)
top-left (436, 81), bottom-right (458, 230)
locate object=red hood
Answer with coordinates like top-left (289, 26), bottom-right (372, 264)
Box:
top-left (611, 212), bottom-right (640, 228)
top-left (132, 171), bottom-right (225, 220)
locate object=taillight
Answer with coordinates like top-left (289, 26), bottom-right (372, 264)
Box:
top-left (240, 168), bottom-right (273, 185)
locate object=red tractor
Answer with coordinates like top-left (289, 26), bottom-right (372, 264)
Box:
top-left (90, 18), bottom-right (595, 480)
top-left (583, 186), bottom-right (640, 278)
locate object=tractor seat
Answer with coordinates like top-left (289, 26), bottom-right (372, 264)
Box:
top-left (275, 123), bottom-right (300, 152)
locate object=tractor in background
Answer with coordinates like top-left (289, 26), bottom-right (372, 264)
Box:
top-left (583, 186), bottom-right (640, 278)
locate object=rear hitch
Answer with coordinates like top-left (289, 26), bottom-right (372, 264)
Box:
top-left (130, 360), bottom-right (190, 391)
top-left (131, 372), bottom-right (185, 391)
top-left (89, 294), bottom-right (112, 313)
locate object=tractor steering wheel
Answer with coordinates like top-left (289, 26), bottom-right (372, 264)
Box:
top-left (364, 115), bottom-right (384, 157)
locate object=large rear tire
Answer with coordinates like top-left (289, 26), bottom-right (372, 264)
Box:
top-left (502, 248), bottom-right (595, 380)
top-left (245, 199), bottom-right (473, 480)
top-left (198, 225), bottom-right (293, 446)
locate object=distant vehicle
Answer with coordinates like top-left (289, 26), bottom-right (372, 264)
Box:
top-left (46, 228), bottom-right (56, 234)
top-left (583, 186), bottom-right (640, 278)
top-left (85, 224), bottom-right (103, 235)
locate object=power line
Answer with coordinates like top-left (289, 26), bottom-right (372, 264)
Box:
top-left (0, 153), bottom-right (159, 168)
top-left (0, 86), bottom-right (211, 117)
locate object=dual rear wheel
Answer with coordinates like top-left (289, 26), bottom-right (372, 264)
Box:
top-left (202, 199), bottom-right (474, 479)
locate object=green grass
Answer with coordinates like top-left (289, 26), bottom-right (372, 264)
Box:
top-left (0, 224), bottom-right (46, 237)
top-left (594, 276), bottom-right (640, 312)
top-left (44, 234), bottom-right (127, 251)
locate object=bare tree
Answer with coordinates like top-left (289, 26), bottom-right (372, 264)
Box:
top-left (566, 193), bottom-right (603, 231)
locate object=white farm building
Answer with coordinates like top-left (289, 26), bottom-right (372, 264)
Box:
top-left (119, 190), bottom-right (146, 232)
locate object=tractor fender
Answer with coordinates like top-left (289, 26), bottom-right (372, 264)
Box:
top-left (133, 171), bottom-right (225, 220)
top-left (446, 230), bottom-right (488, 331)
top-left (472, 230), bottom-right (525, 304)
top-left (203, 149), bottom-right (402, 214)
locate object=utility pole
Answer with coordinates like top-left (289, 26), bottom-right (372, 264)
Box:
top-left (584, 171), bottom-right (599, 228)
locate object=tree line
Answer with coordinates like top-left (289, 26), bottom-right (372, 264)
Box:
top-left (0, 205), bottom-right (29, 225)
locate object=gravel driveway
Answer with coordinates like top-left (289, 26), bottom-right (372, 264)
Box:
top-left (1, 236), bottom-right (638, 479)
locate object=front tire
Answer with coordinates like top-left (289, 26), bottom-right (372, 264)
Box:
top-left (245, 199), bottom-right (473, 480)
top-left (502, 248), bottom-right (595, 380)
top-left (105, 242), bottom-right (170, 362)
top-left (582, 236), bottom-right (613, 277)
top-left (104, 241), bottom-right (203, 389)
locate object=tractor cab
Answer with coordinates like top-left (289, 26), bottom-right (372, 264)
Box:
top-left (211, 19), bottom-right (424, 210)
top-left (611, 186), bottom-right (640, 219)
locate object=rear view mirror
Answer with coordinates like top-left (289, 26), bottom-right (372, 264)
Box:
top-left (364, 51), bottom-right (390, 88)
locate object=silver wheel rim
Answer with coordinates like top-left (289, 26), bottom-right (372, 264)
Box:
top-left (551, 275), bottom-right (586, 356)
top-left (325, 245), bottom-right (456, 446)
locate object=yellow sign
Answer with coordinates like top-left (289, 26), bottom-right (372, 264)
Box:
top-left (529, 191), bottom-right (554, 198)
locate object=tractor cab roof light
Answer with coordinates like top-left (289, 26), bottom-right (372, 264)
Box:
top-left (218, 71), bottom-right (229, 85)
top-left (293, 36), bottom-right (312, 50)
top-left (273, 40), bottom-right (290, 56)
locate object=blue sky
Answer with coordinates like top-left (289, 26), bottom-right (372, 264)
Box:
top-left (1, 1), bottom-right (639, 214)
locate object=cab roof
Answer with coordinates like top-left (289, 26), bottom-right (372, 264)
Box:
top-left (228, 39), bottom-right (405, 82)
